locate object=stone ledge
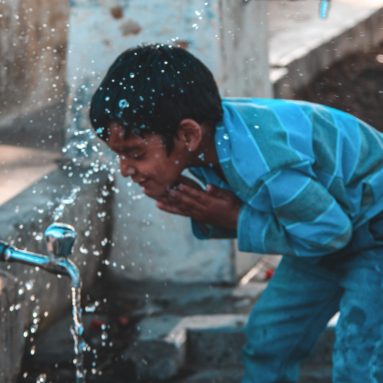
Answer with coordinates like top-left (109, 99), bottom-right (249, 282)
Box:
top-left (271, 5), bottom-right (383, 97)
top-left (0, 145), bottom-right (60, 205)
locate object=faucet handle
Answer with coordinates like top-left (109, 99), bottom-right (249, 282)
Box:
top-left (44, 223), bottom-right (77, 258)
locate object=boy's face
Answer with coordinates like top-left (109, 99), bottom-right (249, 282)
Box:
top-left (107, 123), bottom-right (189, 199)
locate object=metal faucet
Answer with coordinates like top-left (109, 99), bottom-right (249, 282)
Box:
top-left (0, 223), bottom-right (81, 288)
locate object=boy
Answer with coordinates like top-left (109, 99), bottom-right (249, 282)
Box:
top-left (90, 44), bottom-right (383, 382)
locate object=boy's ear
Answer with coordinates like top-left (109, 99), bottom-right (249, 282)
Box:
top-left (177, 119), bottom-right (203, 151)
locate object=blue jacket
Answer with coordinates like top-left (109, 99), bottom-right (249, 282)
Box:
top-left (189, 98), bottom-right (383, 257)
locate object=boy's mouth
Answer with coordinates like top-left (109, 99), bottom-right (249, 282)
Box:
top-left (132, 175), bottom-right (148, 186)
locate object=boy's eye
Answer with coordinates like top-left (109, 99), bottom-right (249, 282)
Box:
top-left (118, 152), bottom-right (144, 161)
top-left (126, 151), bottom-right (144, 160)
top-left (131, 153), bottom-right (144, 160)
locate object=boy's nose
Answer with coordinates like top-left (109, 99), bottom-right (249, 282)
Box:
top-left (119, 159), bottom-right (136, 178)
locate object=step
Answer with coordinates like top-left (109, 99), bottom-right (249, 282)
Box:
top-left (182, 368), bottom-right (244, 383)
top-left (120, 314), bottom-right (247, 381)
top-left (179, 366), bottom-right (332, 383)
top-left (121, 311), bottom-right (337, 381)
top-left (179, 353), bottom-right (332, 383)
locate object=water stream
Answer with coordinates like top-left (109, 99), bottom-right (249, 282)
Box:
top-left (70, 286), bottom-right (87, 383)
top-left (58, 258), bottom-right (88, 383)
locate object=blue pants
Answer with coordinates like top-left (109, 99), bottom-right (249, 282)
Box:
top-left (241, 219), bottom-right (383, 383)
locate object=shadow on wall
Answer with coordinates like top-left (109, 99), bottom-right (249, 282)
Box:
top-left (296, 42), bottom-right (383, 132)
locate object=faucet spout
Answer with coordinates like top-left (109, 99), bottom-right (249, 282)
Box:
top-left (0, 223), bottom-right (80, 287)
top-left (0, 241), bottom-right (72, 277)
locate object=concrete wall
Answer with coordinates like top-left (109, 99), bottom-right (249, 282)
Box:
top-left (65, 0), bottom-right (271, 284)
top-left (0, 271), bottom-right (24, 383)
top-left (0, 0), bottom-right (69, 150)
top-left (0, 167), bottom-right (112, 383)
top-left (220, 0), bottom-right (272, 98)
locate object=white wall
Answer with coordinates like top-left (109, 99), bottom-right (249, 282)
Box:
top-left (65, 0), bottom-right (271, 283)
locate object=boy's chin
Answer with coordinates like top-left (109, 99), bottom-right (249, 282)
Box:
top-left (142, 187), bottom-right (167, 200)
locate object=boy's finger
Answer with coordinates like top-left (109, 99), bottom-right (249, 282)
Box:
top-left (171, 189), bottom-right (209, 211)
top-left (156, 201), bottom-right (190, 217)
top-left (177, 184), bottom-right (210, 204)
top-left (206, 184), bottom-right (219, 194)
top-left (177, 175), bottom-right (202, 190)
top-left (206, 184), bottom-right (224, 196)
top-left (206, 184), bottom-right (234, 200)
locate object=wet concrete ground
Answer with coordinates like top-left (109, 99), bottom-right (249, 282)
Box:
top-left (18, 255), bottom-right (333, 383)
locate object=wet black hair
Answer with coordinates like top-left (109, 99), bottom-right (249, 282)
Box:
top-left (89, 43), bottom-right (223, 153)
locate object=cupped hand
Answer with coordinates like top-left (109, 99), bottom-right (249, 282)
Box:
top-left (156, 176), bottom-right (242, 230)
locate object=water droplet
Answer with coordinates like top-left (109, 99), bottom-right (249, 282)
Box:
top-left (36, 373), bottom-right (47, 383)
top-left (129, 72), bottom-right (135, 78)
top-left (119, 99), bottom-right (129, 109)
top-left (223, 133), bottom-right (229, 140)
top-left (96, 127), bottom-right (104, 135)
top-left (79, 246), bottom-right (88, 254)
top-left (25, 280), bottom-right (34, 290)
top-left (85, 301), bottom-right (99, 313)
top-left (101, 238), bottom-right (108, 247)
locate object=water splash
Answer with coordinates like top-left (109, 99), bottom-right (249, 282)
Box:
top-left (52, 187), bottom-right (81, 222)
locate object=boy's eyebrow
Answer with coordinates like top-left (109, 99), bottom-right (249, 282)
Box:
top-left (113, 144), bottom-right (143, 154)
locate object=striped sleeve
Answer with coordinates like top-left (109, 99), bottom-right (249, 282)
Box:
top-left (237, 168), bottom-right (352, 256)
